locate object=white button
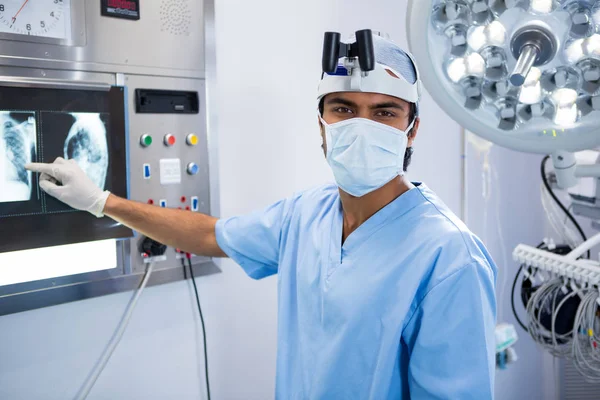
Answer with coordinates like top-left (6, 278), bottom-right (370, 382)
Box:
top-left (159, 158), bottom-right (182, 185)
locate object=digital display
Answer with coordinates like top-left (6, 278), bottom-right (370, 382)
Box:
top-left (0, 86), bottom-right (132, 253)
top-left (101, 0), bottom-right (140, 21)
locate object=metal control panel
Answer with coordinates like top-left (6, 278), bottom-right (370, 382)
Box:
top-left (0, 0), bottom-right (220, 316)
top-left (125, 75), bottom-right (212, 274)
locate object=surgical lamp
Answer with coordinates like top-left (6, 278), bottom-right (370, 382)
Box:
top-left (406, 0), bottom-right (600, 189)
top-left (407, 3), bottom-right (600, 378)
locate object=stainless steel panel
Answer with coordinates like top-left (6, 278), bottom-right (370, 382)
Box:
top-left (0, 260), bottom-right (220, 316)
top-left (0, 0), bottom-right (204, 78)
top-left (0, 0), bottom-right (86, 46)
top-left (0, 65), bottom-right (116, 86)
top-left (0, 76), bottom-right (111, 90)
top-left (123, 74), bottom-right (211, 274)
top-left (204, 0), bottom-right (221, 226)
top-left (0, 0), bottom-right (221, 315)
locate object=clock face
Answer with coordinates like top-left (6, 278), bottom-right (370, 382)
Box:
top-left (0, 0), bottom-right (72, 40)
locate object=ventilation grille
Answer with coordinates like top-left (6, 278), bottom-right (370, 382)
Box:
top-left (160, 0), bottom-right (192, 36)
top-left (562, 359), bottom-right (600, 400)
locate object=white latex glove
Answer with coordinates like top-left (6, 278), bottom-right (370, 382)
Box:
top-left (25, 157), bottom-right (110, 218)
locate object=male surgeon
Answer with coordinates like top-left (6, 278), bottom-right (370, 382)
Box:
top-left (27, 33), bottom-right (497, 399)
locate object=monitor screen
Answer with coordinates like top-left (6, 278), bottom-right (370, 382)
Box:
top-left (0, 85), bottom-right (133, 253)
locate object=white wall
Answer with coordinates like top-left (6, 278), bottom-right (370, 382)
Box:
top-left (0, 0), bottom-right (548, 399)
top-left (211, 1), bottom-right (462, 399)
top-left (464, 139), bottom-right (548, 400)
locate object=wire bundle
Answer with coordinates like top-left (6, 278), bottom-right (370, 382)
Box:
top-left (510, 156), bottom-right (600, 381)
top-left (526, 278), bottom-right (574, 358)
top-left (514, 267), bottom-right (600, 381)
top-left (572, 289), bottom-right (600, 382)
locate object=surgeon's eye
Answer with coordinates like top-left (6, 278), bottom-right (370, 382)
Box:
top-left (375, 110), bottom-right (396, 118)
top-left (332, 107), bottom-right (353, 114)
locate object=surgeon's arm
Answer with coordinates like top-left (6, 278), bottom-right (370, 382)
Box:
top-left (26, 157), bottom-right (296, 268)
top-left (25, 159), bottom-right (226, 257)
top-left (402, 261), bottom-right (497, 399)
top-left (103, 194), bottom-right (226, 257)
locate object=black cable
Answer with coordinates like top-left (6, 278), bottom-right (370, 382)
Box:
top-left (511, 264), bottom-right (529, 332)
top-left (187, 257), bottom-right (211, 400)
top-left (541, 155), bottom-right (590, 258)
top-left (511, 242), bottom-right (548, 333)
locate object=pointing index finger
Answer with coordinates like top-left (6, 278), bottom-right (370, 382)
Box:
top-left (25, 162), bottom-right (61, 179)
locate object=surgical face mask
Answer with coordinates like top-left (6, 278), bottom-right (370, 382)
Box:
top-left (320, 116), bottom-right (414, 197)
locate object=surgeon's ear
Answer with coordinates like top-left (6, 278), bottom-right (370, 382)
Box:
top-left (317, 115), bottom-right (331, 156)
top-left (407, 117), bottom-right (420, 147)
top-left (318, 118), bottom-right (327, 156)
top-left (317, 115), bottom-right (324, 138)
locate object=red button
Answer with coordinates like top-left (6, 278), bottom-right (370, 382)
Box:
top-left (181, 196), bottom-right (186, 203)
top-left (185, 206), bottom-right (190, 211)
top-left (164, 134), bottom-right (176, 146)
top-left (148, 199), bottom-right (154, 205)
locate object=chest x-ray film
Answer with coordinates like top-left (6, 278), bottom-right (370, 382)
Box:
top-left (0, 85), bottom-right (132, 253)
top-left (0, 112), bottom-right (36, 203)
top-left (42, 112), bottom-right (112, 213)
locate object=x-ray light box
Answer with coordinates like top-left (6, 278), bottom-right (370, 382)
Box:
top-left (0, 0), bottom-right (222, 316)
top-left (0, 239), bottom-right (118, 287)
top-left (0, 84), bottom-right (133, 254)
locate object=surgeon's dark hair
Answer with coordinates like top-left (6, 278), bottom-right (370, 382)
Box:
top-left (318, 98), bottom-right (417, 172)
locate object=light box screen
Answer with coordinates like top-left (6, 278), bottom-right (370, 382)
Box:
top-left (0, 86), bottom-right (132, 253)
top-left (0, 239), bottom-right (118, 287)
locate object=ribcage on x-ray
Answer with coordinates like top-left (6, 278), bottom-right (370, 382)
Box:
top-left (0, 112), bottom-right (36, 203)
top-left (3, 119), bottom-right (34, 185)
top-left (63, 113), bottom-right (109, 190)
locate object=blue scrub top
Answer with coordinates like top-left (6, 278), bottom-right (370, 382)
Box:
top-left (216, 183), bottom-right (497, 399)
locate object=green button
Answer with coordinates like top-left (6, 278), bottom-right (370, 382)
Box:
top-left (141, 134), bottom-right (153, 147)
